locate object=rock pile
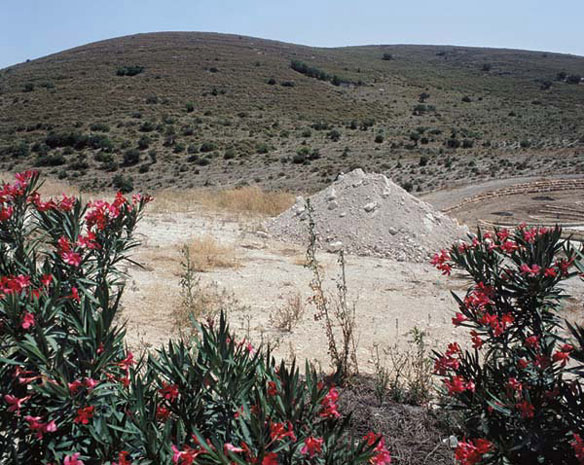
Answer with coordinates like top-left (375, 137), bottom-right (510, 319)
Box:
top-left (267, 169), bottom-right (467, 262)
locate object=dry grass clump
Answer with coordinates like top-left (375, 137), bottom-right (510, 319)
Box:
top-left (150, 186), bottom-right (294, 216)
top-left (174, 244), bottom-right (248, 338)
top-left (187, 235), bottom-right (238, 272)
top-left (270, 292), bottom-right (306, 332)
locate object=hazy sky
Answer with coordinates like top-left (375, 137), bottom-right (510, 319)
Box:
top-left (2, 0), bottom-right (583, 69)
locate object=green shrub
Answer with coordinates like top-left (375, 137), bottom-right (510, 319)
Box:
top-left (0, 172), bottom-right (392, 464)
top-left (138, 135), bottom-right (151, 150)
top-left (139, 121), bottom-right (155, 132)
top-left (328, 129), bottom-right (341, 141)
top-left (200, 142), bottom-right (217, 153)
top-left (256, 143), bottom-right (269, 154)
top-left (374, 134), bottom-right (384, 144)
top-left (431, 227), bottom-right (584, 464)
top-left (89, 122), bottom-right (110, 132)
top-left (112, 173), bottom-right (134, 192)
top-left (382, 53), bottom-right (393, 61)
top-left (223, 148), bottom-right (236, 160)
top-left (34, 153), bottom-right (66, 167)
top-left (116, 65), bottom-right (144, 76)
top-left (185, 102), bottom-right (195, 113)
top-left (123, 149), bottom-right (140, 166)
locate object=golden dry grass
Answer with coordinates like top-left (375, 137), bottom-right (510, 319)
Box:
top-left (187, 235), bottom-right (238, 272)
top-left (149, 186), bottom-right (294, 216)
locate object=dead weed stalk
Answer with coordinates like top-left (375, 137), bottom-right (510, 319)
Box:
top-left (305, 199), bottom-right (358, 381)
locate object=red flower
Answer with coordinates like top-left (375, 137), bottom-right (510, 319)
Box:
top-left (452, 312), bottom-right (468, 326)
top-left (431, 250), bottom-right (452, 275)
top-left (455, 439), bottom-right (493, 465)
top-left (4, 394), bottom-right (30, 415)
top-left (496, 229), bottom-right (510, 241)
top-left (68, 287), bottom-right (81, 302)
top-left (500, 240), bottom-right (519, 254)
top-left (269, 421), bottom-right (296, 442)
top-left (525, 335), bottom-right (540, 349)
top-left (159, 382), bottom-right (179, 402)
top-left (516, 400), bottom-right (535, 419)
top-left (41, 273), bottom-right (53, 287)
top-left (570, 433), bottom-right (584, 464)
top-left (117, 352), bottom-right (135, 372)
top-left (301, 437), bottom-right (323, 458)
top-left (156, 405), bottom-right (171, 421)
top-left (25, 415), bottom-right (57, 439)
top-left (320, 386), bottom-right (341, 419)
top-left (364, 432), bottom-right (392, 464)
top-left (171, 445), bottom-right (202, 465)
top-left (74, 405), bottom-right (95, 425)
top-left (224, 443), bottom-right (245, 454)
top-left (470, 331), bottom-right (484, 349)
top-left (64, 453), bottom-right (84, 465)
top-left (434, 354), bottom-right (460, 375)
top-left (262, 452), bottom-right (279, 465)
top-left (519, 263), bottom-right (541, 277)
top-left (444, 376), bottom-right (475, 395)
top-left (267, 381), bottom-right (278, 396)
top-left (113, 451), bottom-right (132, 465)
top-left (62, 251), bottom-right (82, 267)
top-left (21, 312), bottom-right (35, 330)
top-left (0, 206), bottom-right (13, 221)
top-left (68, 379), bottom-right (84, 395)
top-left (552, 346), bottom-right (572, 366)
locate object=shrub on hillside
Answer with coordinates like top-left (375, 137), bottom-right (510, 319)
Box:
top-left (432, 226), bottom-right (584, 464)
top-left (123, 148), bottom-right (140, 166)
top-left (112, 173), bottom-right (134, 193)
top-left (0, 171), bottom-right (390, 464)
top-left (116, 65), bottom-right (144, 77)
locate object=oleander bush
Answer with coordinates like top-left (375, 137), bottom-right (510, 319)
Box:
top-left (0, 172), bottom-right (390, 465)
top-left (431, 226), bottom-right (584, 464)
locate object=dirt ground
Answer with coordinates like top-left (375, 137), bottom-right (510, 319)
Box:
top-left (120, 197), bottom-right (584, 375)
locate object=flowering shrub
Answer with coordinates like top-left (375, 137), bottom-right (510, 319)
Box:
top-left (432, 226), bottom-right (584, 464)
top-left (0, 172), bottom-right (390, 465)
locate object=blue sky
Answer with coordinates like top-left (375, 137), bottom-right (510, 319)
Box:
top-left (2, 0), bottom-right (583, 69)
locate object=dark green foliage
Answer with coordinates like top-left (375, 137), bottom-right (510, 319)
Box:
top-left (267, 77), bottom-right (277, 85)
top-left (200, 142), bottom-right (217, 153)
top-left (185, 102), bottom-right (195, 113)
top-left (432, 227), bottom-right (584, 464)
top-left (374, 134), bottom-right (384, 144)
top-left (89, 122), bottom-right (110, 132)
top-left (382, 53), bottom-right (393, 61)
top-left (256, 143), bottom-right (269, 154)
top-left (290, 60), bottom-right (353, 86)
top-left (139, 121), bottom-right (155, 132)
top-left (123, 149), bottom-right (140, 166)
top-left (34, 153), bottom-right (66, 167)
top-left (137, 135), bottom-right (151, 150)
top-left (116, 65), bottom-right (145, 76)
top-left (112, 173), bottom-right (134, 192)
top-left (328, 129), bottom-right (341, 142)
top-left (23, 82), bottom-right (34, 92)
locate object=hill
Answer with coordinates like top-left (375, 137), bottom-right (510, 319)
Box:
top-left (0, 32), bottom-right (583, 193)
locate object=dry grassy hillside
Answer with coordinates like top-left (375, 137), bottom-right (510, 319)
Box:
top-left (0, 32), bottom-right (583, 193)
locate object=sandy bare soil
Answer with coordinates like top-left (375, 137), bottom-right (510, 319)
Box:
top-left (120, 204), bottom-right (584, 375)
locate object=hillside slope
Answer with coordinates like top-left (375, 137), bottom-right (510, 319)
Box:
top-left (0, 32), bottom-right (583, 192)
